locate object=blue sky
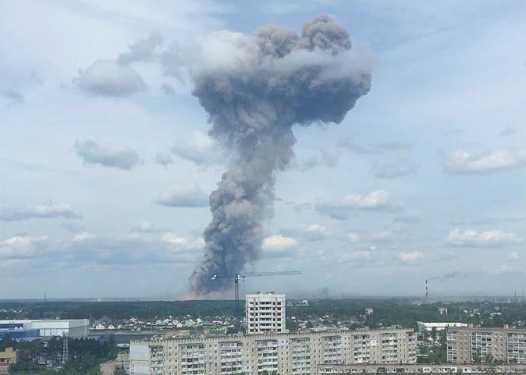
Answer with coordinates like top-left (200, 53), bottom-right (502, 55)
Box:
top-left (1, 0), bottom-right (525, 299)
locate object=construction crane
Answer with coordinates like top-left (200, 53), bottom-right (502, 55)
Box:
top-left (210, 270), bottom-right (301, 316)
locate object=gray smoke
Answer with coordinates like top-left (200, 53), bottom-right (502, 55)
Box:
top-left (428, 272), bottom-right (458, 282)
top-left (189, 15), bottom-right (372, 295)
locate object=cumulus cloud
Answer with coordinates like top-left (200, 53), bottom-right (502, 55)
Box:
top-left (262, 235), bottom-right (298, 259)
top-left (76, 59), bottom-right (146, 97)
top-left (161, 232), bottom-right (205, 249)
top-left (0, 203), bottom-right (80, 221)
top-left (339, 139), bottom-right (411, 155)
top-left (443, 148), bottom-right (526, 174)
top-left (118, 34), bottom-right (163, 65)
top-left (280, 224), bottom-right (328, 242)
top-left (499, 126), bottom-right (517, 136)
top-left (170, 130), bottom-right (222, 166)
top-left (372, 159), bottom-right (419, 179)
top-left (73, 232), bottom-right (96, 241)
top-left (302, 224), bottom-right (328, 241)
top-left (446, 228), bottom-right (523, 247)
top-left (0, 231), bottom-right (201, 267)
top-left (316, 190), bottom-right (391, 220)
top-left (0, 235), bottom-right (48, 259)
top-left (75, 139), bottom-right (140, 170)
top-left (297, 149), bottom-right (339, 170)
top-left (154, 151), bottom-right (174, 167)
top-left (155, 184), bottom-right (208, 207)
top-left (262, 235), bottom-right (298, 251)
top-left (131, 221), bottom-right (156, 233)
top-left (3, 89), bottom-right (24, 104)
top-left (398, 251), bottom-right (424, 264)
top-left (506, 252), bottom-right (520, 261)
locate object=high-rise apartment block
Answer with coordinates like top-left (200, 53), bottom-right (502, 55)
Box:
top-left (130, 327), bottom-right (417, 375)
top-left (246, 292), bottom-right (286, 334)
top-left (447, 327), bottom-right (526, 364)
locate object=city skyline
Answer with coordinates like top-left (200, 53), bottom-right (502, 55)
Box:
top-left (1, 0), bottom-right (525, 299)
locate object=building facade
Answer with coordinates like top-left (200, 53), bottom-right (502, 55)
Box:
top-left (447, 327), bottom-right (526, 364)
top-left (0, 319), bottom-right (90, 339)
top-left (317, 363), bottom-right (526, 374)
top-left (130, 327), bottom-right (417, 375)
top-left (0, 347), bottom-right (17, 373)
top-left (416, 322), bottom-right (468, 333)
top-left (246, 292), bottom-right (286, 334)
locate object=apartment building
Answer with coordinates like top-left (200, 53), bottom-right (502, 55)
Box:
top-left (130, 327), bottom-right (417, 375)
top-left (447, 327), bottom-right (526, 364)
top-left (246, 292), bottom-right (286, 334)
top-left (0, 347), bottom-right (17, 373)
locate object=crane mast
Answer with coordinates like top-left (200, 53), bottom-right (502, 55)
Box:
top-left (210, 270), bottom-right (301, 316)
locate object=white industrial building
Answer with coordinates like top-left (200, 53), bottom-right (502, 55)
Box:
top-left (416, 322), bottom-right (468, 333)
top-left (246, 291), bottom-right (286, 334)
top-left (0, 319), bottom-right (89, 338)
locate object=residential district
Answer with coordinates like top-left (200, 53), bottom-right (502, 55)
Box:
top-left (1, 293), bottom-right (526, 375)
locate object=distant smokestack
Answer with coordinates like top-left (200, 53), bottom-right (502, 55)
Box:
top-left (189, 15), bottom-right (372, 295)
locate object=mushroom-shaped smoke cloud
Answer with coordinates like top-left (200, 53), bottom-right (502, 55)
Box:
top-left (190, 15), bottom-right (372, 294)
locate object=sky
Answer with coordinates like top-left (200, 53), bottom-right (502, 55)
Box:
top-left (1, 0), bottom-right (525, 300)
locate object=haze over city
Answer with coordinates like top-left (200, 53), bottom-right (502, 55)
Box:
top-left (1, 0), bottom-right (525, 300)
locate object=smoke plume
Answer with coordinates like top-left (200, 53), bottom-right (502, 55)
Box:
top-left (427, 272), bottom-right (458, 282)
top-left (189, 15), bottom-right (372, 294)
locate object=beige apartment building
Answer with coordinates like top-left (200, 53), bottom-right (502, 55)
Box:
top-left (0, 347), bottom-right (17, 373)
top-left (130, 327), bottom-right (417, 375)
top-left (447, 327), bottom-right (526, 364)
top-left (246, 292), bottom-right (286, 334)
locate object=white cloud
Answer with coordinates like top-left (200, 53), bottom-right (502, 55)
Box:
top-left (76, 59), bottom-right (146, 97)
top-left (348, 233), bottom-right (361, 243)
top-left (446, 228), bottom-right (523, 247)
top-left (162, 232), bottom-right (204, 249)
top-left (118, 34), bottom-right (164, 65)
top-left (154, 151), bottom-right (174, 167)
top-left (372, 159), bottom-right (419, 179)
top-left (0, 235), bottom-right (48, 259)
top-left (338, 139), bottom-right (411, 155)
top-left (369, 230), bottom-right (395, 242)
top-left (398, 251), bottom-right (424, 264)
top-left (342, 190), bottom-right (390, 208)
top-left (506, 252), bottom-right (520, 261)
top-left (262, 235), bottom-right (298, 251)
top-left (444, 149), bottom-right (526, 174)
top-left (499, 126), bottom-right (517, 136)
top-left (155, 184), bottom-right (208, 207)
top-left (170, 130), bottom-right (222, 166)
top-left (75, 139), bottom-right (140, 170)
top-left (0, 203), bottom-right (80, 221)
top-left (316, 190), bottom-right (391, 220)
top-left (297, 149), bottom-right (339, 170)
top-left (3, 89), bottom-right (24, 104)
top-left (73, 232), bottom-right (96, 241)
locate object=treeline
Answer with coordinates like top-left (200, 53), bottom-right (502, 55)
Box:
top-left (1, 299), bottom-right (525, 328)
top-left (3, 335), bottom-right (117, 375)
top-left (0, 300), bottom-right (237, 320)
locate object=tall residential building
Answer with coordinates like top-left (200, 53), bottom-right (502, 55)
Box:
top-left (246, 292), bottom-right (286, 334)
top-left (447, 327), bottom-right (526, 364)
top-left (130, 327), bottom-right (417, 375)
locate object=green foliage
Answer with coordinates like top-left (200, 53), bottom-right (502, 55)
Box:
top-left (0, 334), bottom-right (17, 351)
top-left (113, 365), bottom-right (126, 375)
top-left (7, 336), bottom-right (117, 375)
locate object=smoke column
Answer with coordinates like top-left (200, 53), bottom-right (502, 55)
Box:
top-left (189, 15), bottom-right (372, 294)
top-left (427, 272), bottom-right (458, 282)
